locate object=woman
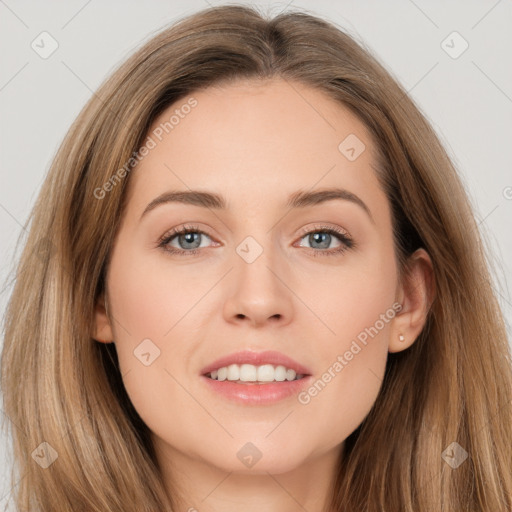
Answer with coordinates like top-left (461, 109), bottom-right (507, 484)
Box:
top-left (2, 5), bottom-right (511, 511)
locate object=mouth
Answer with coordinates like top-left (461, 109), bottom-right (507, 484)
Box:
top-left (200, 349), bottom-right (312, 382)
top-left (205, 363), bottom-right (308, 383)
top-left (199, 350), bottom-right (312, 403)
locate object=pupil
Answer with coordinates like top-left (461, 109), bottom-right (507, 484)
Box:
top-left (181, 232), bottom-right (201, 249)
top-left (311, 232), bottom-right (330, 249)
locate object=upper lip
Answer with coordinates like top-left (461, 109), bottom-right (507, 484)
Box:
top-left (201, 350), bottom-right (312, 376)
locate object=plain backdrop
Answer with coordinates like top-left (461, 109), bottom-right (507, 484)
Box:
top-left (1, 1), bottom-right (511, 508)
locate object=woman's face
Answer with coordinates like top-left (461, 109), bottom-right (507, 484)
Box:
top-left (96, 78), bottom-right (420, 476)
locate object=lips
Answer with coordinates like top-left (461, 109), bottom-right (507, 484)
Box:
top-left (200, 349), bottom-right (312, 377)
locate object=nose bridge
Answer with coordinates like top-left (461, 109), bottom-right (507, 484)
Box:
top-left (234, 231), bottom-right (282, 295)
top-left (223, 228), bottom-right (293, 326)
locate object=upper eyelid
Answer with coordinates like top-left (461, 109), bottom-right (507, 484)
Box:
top-left (161, 224), bottom-right (351, 240)
top-left (297, 223), bottom-right (351, 238)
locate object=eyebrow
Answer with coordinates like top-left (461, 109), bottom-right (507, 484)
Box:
top-left (140, 187), bottom-right (374, 223)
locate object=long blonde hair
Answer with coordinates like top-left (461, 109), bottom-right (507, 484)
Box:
top-left (2, 5), bottom-right (511, 511)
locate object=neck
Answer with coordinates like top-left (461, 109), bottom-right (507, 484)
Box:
top-left (154, 438), bottom-right (342, 512)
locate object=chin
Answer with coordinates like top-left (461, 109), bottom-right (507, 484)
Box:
top-left (208, 443), bottom-right (309, 475)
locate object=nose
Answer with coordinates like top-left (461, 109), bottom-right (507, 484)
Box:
top-left (222, 244), bottom-right (294, 329)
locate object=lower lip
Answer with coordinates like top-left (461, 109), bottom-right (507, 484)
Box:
top-left (200, 375), bottom-right (313, 405)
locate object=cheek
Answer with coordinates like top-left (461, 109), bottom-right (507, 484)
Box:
top-left (107, 245), bottom-right (200, 343)
top-left (299, 243), bottom-right (398, 354)
top-left (105, 245), bottom-right (209, 436)
top-left (292, 248), bottom-right (396, 441)
top-left (296, 340), bottom-right (388, 452)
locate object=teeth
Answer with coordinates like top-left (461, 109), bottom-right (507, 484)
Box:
top-left (207, 363), bottom-right (305, 382)
top-left (227, 364), bottom-right (240, 381)
top-left (257, 364), bottom-right (275, 382)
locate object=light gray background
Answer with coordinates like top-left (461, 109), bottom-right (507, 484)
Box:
top-left (1, 0), bottom-right (511, 508)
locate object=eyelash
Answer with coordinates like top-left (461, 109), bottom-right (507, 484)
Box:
top-left (157, 223), bottom-right (355, 257)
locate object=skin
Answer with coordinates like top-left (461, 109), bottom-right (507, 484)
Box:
top-left (94, 77), bottom-right (433, 512)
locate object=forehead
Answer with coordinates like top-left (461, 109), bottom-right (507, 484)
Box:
top-left (124, 78), bottom-right (385, 218)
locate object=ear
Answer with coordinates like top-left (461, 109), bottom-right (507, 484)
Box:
top-left (389, 248), bottom-right (435, 353)
top-left (93, 292), bottom-right (115, 344)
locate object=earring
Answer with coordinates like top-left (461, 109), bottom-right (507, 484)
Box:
top-left (399, 334), bottom-right (405, 342)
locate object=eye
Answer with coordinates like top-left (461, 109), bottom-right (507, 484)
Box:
top-left (157, 223), bottom-right (355, 257)
top-left (296, 225), bottom-right (354, 257)
top-left (158, 224), bottom-right (214, 256)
